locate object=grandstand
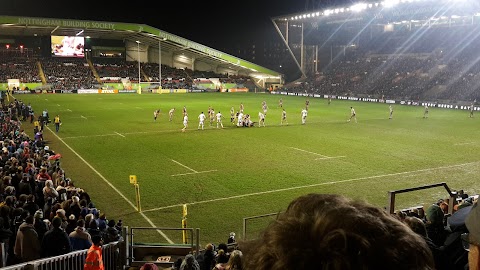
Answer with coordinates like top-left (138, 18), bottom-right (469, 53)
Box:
top-left (0, 15), bottom-right (283, 92)
top-left (271, 0), bottom-right (480, 102)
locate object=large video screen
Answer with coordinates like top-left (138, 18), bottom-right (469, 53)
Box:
top-left (51, 36), bottom-right (85, 58)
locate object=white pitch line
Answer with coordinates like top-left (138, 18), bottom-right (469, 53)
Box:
top-left (67, 109), bottom-right (72, 112)
top-left (135, 107), bottom-right (142, 109)
top-left (57, 104), bottom-right (61, 106)
top-left (141, 160), bottom-right (480, 213)
top-left (62, 134), bottom-right (119, 139)
top-left (81, 115), bottom-right (87, 119)
top-left (454, 142), bottom-right (475, 146)
top-left (290, 147), bottom-right (329, 158)
top-left (171, 170), bottom-right (218, 177)
top-left (315, 156), bottom-right (346, 160)
top-left (114, 132), bottom-right (125, 138)
top-left (171, 159), bottom-right (198, 173)
top-left (45, 126), bottom-right (173, 243)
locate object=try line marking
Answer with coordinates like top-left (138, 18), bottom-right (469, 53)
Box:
top-left (454, 142), bottom-right (476, 146)
top-left (142, 160), bottom-right (480, 213)
top-left (290, 147), bottom-right (345, 160)
top-left (171, 159), bottom-right (217, 177)
top-left (45, 126), bottom-right (173, 244)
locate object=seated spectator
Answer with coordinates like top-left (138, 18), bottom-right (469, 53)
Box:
top-left (240, 193), bottom-right (435, 270)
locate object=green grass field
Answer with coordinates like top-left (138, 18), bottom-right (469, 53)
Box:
top-left (15, 92), bottom-right (480, 246)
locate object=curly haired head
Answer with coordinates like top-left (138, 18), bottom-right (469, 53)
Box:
top-left (241, 193), bottom-right (434, 270)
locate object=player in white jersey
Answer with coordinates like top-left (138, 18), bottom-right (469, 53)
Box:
top-left (258, 112), bottom-right (265, 127)
top-left (262, 103), bottom-right (268, 116)
top-left (281, 109), bottom-right (288, 125)
top-left (169, 108), bottom-right (175, 121)
top-left (153, 109), bottom-right (160, 122)
top-left (469, 103), bottom-right (474, 118)
top-left (237, 112), bottom-right (244, 127)
top-left (348, 107), bottom-right (357, 123)
top-left (423, 105), bottom-right (429, 118)
top-left (198, 112), bottom-right (206, 130)
top-left (216, 111), bottom-right (225, 128)
top-left (389, 105), bottom-right (393, 119)
top-left (301, 108), bottom-right (308, 125)
top-left (181, 114), bottom-right (188, 132)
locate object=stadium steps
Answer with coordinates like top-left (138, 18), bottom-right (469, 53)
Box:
top-left (87, 58), bottom-right (103, 84)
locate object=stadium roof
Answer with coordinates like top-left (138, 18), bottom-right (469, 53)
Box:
top-left (0, 16), bottom-right (282, 81)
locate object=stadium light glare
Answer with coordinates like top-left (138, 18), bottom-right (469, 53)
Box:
top-left (324, 10), bottom-right (332, 16)
top-left (351, 3), bottom-right (368, 12)
top-left (382, 0), bottom-right (399, 8)
top-left (303, 14), bottom-right (307, 18)
top-left (340, 8), bottom-right (345, 12)
top-left (368, 3), bottom-right (373, 8)
top-left (316, 12), bottom-right (320, 16)
top-left (375, 3), bottom-right (380, 6)
top-left (450, 15), bottom-right (460, 19)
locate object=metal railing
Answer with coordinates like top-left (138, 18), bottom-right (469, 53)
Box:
top-left (387, 182), bottom-right (455, 215)
top-left (1, 241), bottom-right (124, 270)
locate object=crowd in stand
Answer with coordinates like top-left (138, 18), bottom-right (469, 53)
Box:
top-left (0, 98), bottom-right (122, 266)
top-left (0, 53), bottom-right (254, 92)
top-left (282, 27), bottom-right (480, 103)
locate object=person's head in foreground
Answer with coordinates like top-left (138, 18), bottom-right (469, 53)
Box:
top-left (241, 193), bottom-right (434, 270)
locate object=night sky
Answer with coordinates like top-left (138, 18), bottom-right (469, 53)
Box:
top-left (1, 0), bottom-right (355, 49)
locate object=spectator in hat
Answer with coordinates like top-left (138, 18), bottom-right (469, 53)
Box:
top-left (425, 204), bottom-right (448, 247)
top-left (41, 216), bottom-right (71, 258)
top-left (33, 209), bottom-right (48, 242)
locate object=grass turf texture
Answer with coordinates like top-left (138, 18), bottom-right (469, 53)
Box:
top-left (16, 92), bottom-right (480, 245)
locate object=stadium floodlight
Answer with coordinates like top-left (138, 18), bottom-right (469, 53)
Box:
top-left (351, 3), bottom-right (368, 12)
top-left (324, 9), bottom-right (332, 16)
top-left (382, 0), bottom-right (399, 8)
top-left (76, 30), bottom-right (84, 36)
top-left (136, 40), bottom-right (141, 91)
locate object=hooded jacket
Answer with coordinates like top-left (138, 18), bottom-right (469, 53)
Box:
top-left (14, 221), bottom-right (41, 262)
